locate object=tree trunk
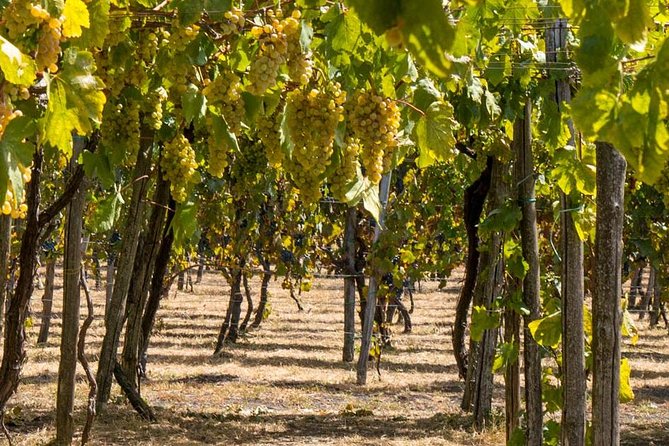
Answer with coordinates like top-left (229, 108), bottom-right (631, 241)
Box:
top-left (0, 149), bottom-right (44, 421)
top-left (592, 141), bottom-right (626, 446)
top-left (504, 304), bottom-right (521, 442)
top-left (56, 136), bottom-right (88, 445)
top-left (0, 216), bottom-right (11, 339)
top-left (357, 173), bottom-right (392, 385)
top-left (96, 142), bottom-right (152, 409)
top-left (453, 156), bottom-right (493, 379)
top-left (214, 264), bottom-right (243, 352)
top-left (139, 197), bottom-right (176, 374)
top-left (650, 276), bottom-right (662, 327)
top-left (239, 274), bottom-right (254, 333)
top-left (638, 268), bottom-right (655, 320)
top-left (462, 158), bottom-right (506, 430)
top-left (78, 270), bottom-right (97, 445)
top-left (36, 257), bottom-right (56, 344)
top-left (343, 206), bottom-right (357, 362)
top-left (121, 176), bottom-right (170, 387)
top-left (513, 99), bottom-right (543, 445)
top-left (105, 254), bottom-right (115, 313)
top-left (251, 253), bottom-right (271, 329)
top-left (227, 259), bottom-right (245, 343)
top-left (629, 267), bottom-right (643, 309)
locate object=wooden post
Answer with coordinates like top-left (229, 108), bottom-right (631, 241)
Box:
top-left (343, 206), bottom-right (357, 362)
top-left (357, 172), bottom-right (392, 385)
top-left (56, 136), bottom-right (88, 444)
top-left (592, 141), bottom-right (626, 445)
top-left (513, 99), bottom-right (543, 445)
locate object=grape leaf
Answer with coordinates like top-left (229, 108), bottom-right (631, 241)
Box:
top-left (471, 305), bottom-right (500, 342)
top-left (0, 116), bottom-right (35, 206)
top-left (528, 311), bottom-right (562, 348)
top-left (344, 0), bottom-right (400, 35)
top-left (62, 0), bottom-right (90, 38)
top-left (74, 0), bottom-right (110, 48)
top-left (619, 358), bottom-right (635, 403)
top-left (0, 36), bottom-right (36, 86)
top-left (91, 187), bottom-right (124, 232)
top-left (171, 201), bottom-right (199, 247)
top-left (181, 84), bottom-right (207, 126)
top-left (414, 101), bottom-right (457, 168)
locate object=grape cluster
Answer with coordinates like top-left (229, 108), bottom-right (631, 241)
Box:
top-left (205, 116), bottom-right (232, 178)
top-left (2, 1), bottom-right (41, 40)
top-left (220, 7), bottom-right (245, 35)
top-left (100, 101), bottom-right (141, 164)
top-left (330, 138), bottom-right (361, 201)
top-left (284, 11), bottom-right (313, 85)
top-left (203, 71), bottom-right (245, 134)
top-left (36, 23), bottom-right (62, 73)
top-left (167, 21), bottom-right (200, 52)
top-left (347, 90), bottom-right (400, 184)
top-left (142, 87), bottom-right (167, 130)
top-left (257, 106), bottom-right (283, 167)
top-left (247, 11), bottom-right (290, 95)
top-left (1, 187), bottom-right (28, 219)
top-left (138, 31), bottom-right (160, 63)
top-left (161, 134), bottom-right (198, 202)
top-left (284, 82), bottom-right (346, 202)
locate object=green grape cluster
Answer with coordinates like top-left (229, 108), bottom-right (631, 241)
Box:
top-left (2, 1), bottom-right (41, 40)
top-left (161, 134), bottom-right (198, 203)
top-left (167, 21), bottom-right (200, 52)
top-left (220, 7), bottom-right (245, 35)
top-left (330, 137), bottom-right (361, 201)
top-left (229, 140), bottom-right (267, 196)
top-left (347, 90), bottom-right (401, 184)
top-left (203, 71), bottom-right (245, 134)
top-left (257, 106), bottom-right (283, 167)
top-left (284, 11), bottom-right (313, 85)
top-left (101, 101), bottom-right (140, 164)
top-left (138, 31), bottom-right (160, 63)
top-left (36, 23), bottom-right (62, 73)
top-left (206, 134), bottom-right (230, 178)
top-left (247, 12), bottom-right (289, 95)
top-left (142, 87), bottom-right (167, 130)
top-left (284, 82), bottom-right (346, 202)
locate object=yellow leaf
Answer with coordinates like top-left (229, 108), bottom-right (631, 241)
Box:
top-left (62, 0), bottom-right (90, 38)
top-left (619, 358), bottom-right (635, 403)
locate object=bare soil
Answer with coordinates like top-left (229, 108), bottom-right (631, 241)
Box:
top-left (3, 267), bottom-right (668, 445)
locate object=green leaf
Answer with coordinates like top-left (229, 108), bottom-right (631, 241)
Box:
top-left (327, 7), bottom-right (362, 53)
top-left (612, 0), bottom-right (651, 46)
top-left (493, 341), bottom-right (519, 372)
top-left (470, 305), bottom-right (500, 342)
top-left (208, 112), bottom-right (238, 152)
top-left (344, 0), bottom-right (400, 35)
top-left (399, 0), bottom-right (454, 79)
top-left (172, 0), bottom-right (204, 26)
top-left (81, 149), bottom-right (114, 189)
top-left (528, 311), bottom-right (562, 348)
top-left (362, 183), bottom-right (381, 224)
top-left (414, 101), bottom-right (457, 167)
top-left (62, 0), bottom-right (90, 38)
top-left (181, 84), bottom-right (207, 126)
top-left (621, 306), bottom-right (639, 345)
top-left (0, 35), bottom-right (37, 86)
top-left (43, 83), bottom-right (79, 153)
top-left (91, 187), bottom-right (124, 232)
top-left (0, 116), bottom-right (35, 206)
top-left (74, 0), bottom-right (110, 48)
top-left (479, 201), bottom-right (522, 235)
top-left (619, 358), bottom-right (635, 403)
top-left (171, 200), bottom-right (199, 247)
top-left (204, 0), bottom-right (231, 21)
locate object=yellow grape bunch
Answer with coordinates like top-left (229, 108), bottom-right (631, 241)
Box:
top-left (142, 87), bottom-right (168, 130)
top-left (205, 116), bottom-right (232, 178)
top-left (284, 81), bottom-right (346, 202)
top-left (100, 101), bottom-right (141, 165)
top-left (347, 90), bottom-right (401, 184)
top-left (257, 105), bottom-right (283, 167)
top-left (161, 134), bottom-right (199, 203)
top-left (247, 10), bottom-right (290, 95)
top-left (2, 2), bottom-right (62, 73)
top-left (220, 7), bottom-right (245, 35)
top-left (203, 71), bottom-right (245, 135)
top-left (0, 99), bottom-right (28, 219)
top-left (330, 137), bottom-right (361, 202)
top-left (283, 10), bottom-right (313, 85)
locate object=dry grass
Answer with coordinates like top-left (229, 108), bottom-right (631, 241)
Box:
top-left (2, 267), bottom-right (668, 445)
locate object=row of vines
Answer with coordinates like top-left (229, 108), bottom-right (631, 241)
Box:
top-left (0, 0), bottom-right (668, 445)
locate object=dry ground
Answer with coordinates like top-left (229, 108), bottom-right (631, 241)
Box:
top-left (2, 267), bottom-right (668, 445)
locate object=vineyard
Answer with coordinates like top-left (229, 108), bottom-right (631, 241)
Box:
top-left (0, 0), bottom-right (668, 445)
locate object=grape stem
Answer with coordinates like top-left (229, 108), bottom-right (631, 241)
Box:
top-left (396, 99), bottom-right (425, 116)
